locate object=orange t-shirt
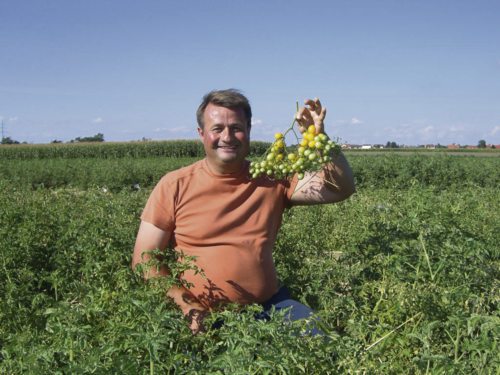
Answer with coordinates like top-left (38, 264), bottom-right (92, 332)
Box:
top-left (140, 159), bottom-right (298, 309)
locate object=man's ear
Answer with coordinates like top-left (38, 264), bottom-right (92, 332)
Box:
top-left (197, 127), bottom-right (204, 139)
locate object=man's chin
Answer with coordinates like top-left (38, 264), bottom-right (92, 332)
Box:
top-left (216, 150), bottom-right (239, 160)
top-left (218, 156), bottom-right (239, 164)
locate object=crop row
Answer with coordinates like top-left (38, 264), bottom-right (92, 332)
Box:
top-left (0, 140), bottom-right (272, 159)
top-left (0, 178), bottom-right (498, 373)
top-left (1, 154), bottom-right (498, 191)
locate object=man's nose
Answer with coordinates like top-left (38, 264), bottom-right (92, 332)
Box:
top-left (221, 127), bottom-right (233, 141)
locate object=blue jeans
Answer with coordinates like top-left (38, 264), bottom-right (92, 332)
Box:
top-left (211, 286), bottom-right (323, 335)
top-left (256, 286), bottom-right (324, 336)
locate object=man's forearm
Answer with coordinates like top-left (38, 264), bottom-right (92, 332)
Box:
top-left (132, 222), bottom-right (207, 333)
top-left (131, 250), bottom-right (169, 279)
top-left (133, 253), bottom-right (208, 333)
top-left (322, 151), bottom-right (356, 198)
top-left (132, 253), bottom-right (205, 311)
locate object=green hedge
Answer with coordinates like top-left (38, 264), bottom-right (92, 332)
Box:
top-left (0, 140), bottom-right (272, 159)
top-left (1, 154), bottom-right (498, 191)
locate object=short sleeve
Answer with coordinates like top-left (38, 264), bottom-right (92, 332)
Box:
top-left (140, 175), bottom-right (176, 233)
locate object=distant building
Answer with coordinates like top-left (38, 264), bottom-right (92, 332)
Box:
top-left (447, 143), bottom-right (460, 149)
top-left (342, 144), bottom-right (361, 149)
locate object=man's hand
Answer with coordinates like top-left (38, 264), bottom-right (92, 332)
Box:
top-left (185, 308), bottom-right (208, 334)
top-left (291, 97), bottom-right (356, 205)
top-left (295, 98), bottom-right (327, 135)
top-left (168, 286), bottom-right (209, 335)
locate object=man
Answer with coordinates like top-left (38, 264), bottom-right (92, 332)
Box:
top-left (132, 89), bottom-right (355, 334)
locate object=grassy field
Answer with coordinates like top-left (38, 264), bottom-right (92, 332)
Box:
top-left (0, 143), bottom-right (498, 374)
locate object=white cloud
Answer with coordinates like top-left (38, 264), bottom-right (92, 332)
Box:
top-left (380, 123), bottom-right (439, 143)
top-left (340, 118), bottom-right (491, 146)
top-left (448, 125), bottom-right (465, 133)
top-left (0, 115), bottom-right (18, 122)
top-left (92, 117), bottom-right (103, 123)
top-left (154, 126), bottom-right (191, 133)
top-left (334, 118), bottom-right (364, 125)
top-left (168, 126), bottom-right (190, 132)
top-left (248, 118), bottom-right (289, 141)
top-left (420, 126), bottom-right (434, 135)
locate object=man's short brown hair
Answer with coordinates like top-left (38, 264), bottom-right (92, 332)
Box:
top-left (196, 89), bottom-right (252, 129)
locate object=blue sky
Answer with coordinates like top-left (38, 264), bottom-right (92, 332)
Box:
top-left (1, 0), bottom-right (499, 146)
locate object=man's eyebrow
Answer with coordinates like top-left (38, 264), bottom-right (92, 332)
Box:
top-left (210, 123), bottom-right (244, 128)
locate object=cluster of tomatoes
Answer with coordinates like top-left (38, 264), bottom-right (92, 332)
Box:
top-left (249, 125), bottom-right (340, 180)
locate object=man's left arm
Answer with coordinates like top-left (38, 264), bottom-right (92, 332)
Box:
top-left (290, 150), bottom-right (355, 205)
top-left (290, 98), bottom-right (356, 206)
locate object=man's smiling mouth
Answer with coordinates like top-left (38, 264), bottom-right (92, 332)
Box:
top-left (217, 145), bottom-right (238, 150)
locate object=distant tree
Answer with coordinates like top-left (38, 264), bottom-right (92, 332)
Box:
top-left (385, 141), bottom-right (399, 148)
top-left (1, 137), bottom-right (20, 144)
top-left (51, 139), bottom-right (63, 144)
top-left (71, 133), bottom-right (105, 143)
top-left (477, 139), bottom-right (487, 148)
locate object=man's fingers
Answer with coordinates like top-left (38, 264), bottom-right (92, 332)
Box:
top-left (296, 107), bottom-right (313, 122)
top-left (296, 107), bottom-right (314, 132)
top-left (297, 97), bottom-right (327, 133)
top-left (320, 106), bottom-right (327, 121)
top-left (304, 98), bottom-right (322, 115)
top-left (186, 308), bottom-right (208, 334)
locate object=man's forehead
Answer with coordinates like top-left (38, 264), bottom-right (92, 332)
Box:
top-left (204, 104), bottom-right (246, 122)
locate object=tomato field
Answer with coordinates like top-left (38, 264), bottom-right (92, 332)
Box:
top-left (1, 142), bottom-right (499, 374)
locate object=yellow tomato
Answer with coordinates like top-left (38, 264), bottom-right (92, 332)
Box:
top-left (305, 133), bottom-right (315, 141)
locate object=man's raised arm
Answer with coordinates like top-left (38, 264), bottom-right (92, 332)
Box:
top-left (290, 98), bottom-right (355, 205)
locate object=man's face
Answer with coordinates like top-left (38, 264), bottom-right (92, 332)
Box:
top-left (198, 103), bottom-right (250, 174)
